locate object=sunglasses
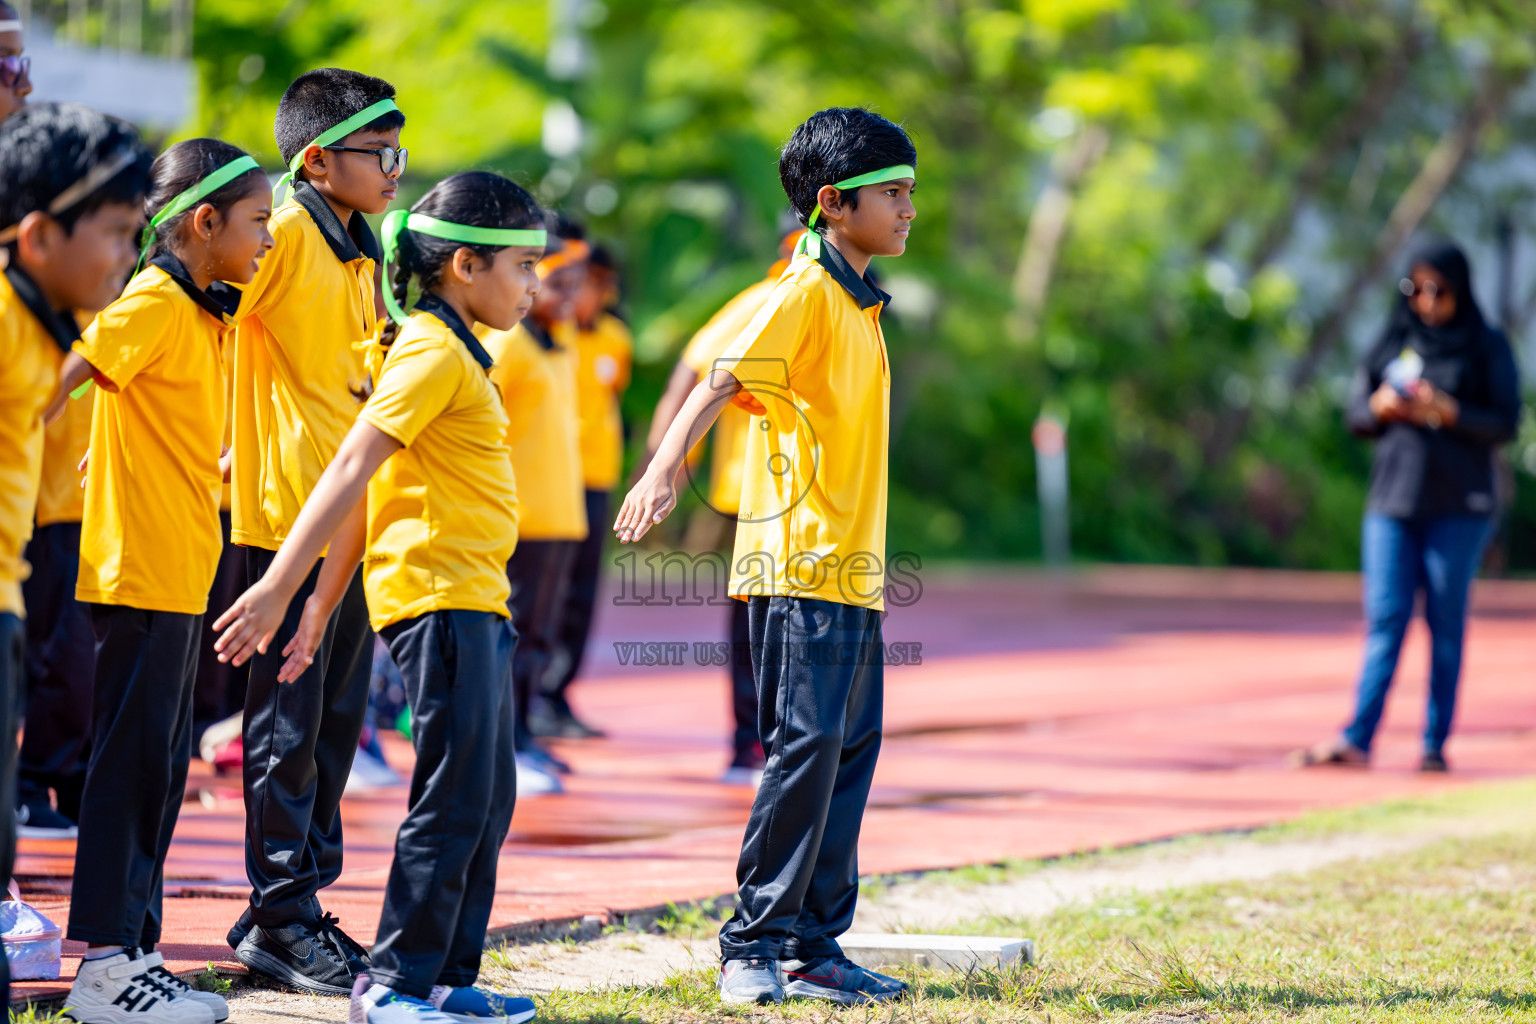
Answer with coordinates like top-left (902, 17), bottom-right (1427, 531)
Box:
top-left (1398, 277), bottom-right (1446, 301)
top-left (322, 144), bottom-right (407, 176)
top-left (0, 55), bottom-right (29, 91)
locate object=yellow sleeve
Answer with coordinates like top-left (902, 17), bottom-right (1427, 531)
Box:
top-left (712, 280), bottom-right (816, 389)
top-left (358, 336), bottom-right (463, 447)
top-left (488, 335), bottom-right (549, 445)
top-left (680, 281), bottom-right (772, 376)
top-left (74, 290), bottom-right (174, 392)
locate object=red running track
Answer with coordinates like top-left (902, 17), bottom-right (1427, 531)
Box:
top-left (16, 565), bottom-right (1536, 1000)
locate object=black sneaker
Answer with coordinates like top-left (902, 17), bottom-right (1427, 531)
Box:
top-left (16, 801), bottom-right (78, 839)
top-left (226, 907), bottom-right (253, 951)
top-left (529, 694), bottom-right (606, 740)
top-left (315, 911), bottom-right (372, 967)
top-left (236, 920), bottom-right (358, 996)
top-left (1420, 750), bottom-right (1449, 773)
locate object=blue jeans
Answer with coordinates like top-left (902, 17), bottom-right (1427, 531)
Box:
top-left (1344, 513), bottom-right (1491, 755)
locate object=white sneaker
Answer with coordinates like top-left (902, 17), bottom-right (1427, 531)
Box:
top-left (345, 747), bottom-right (403, 793)
top-left (514, 753), bottom-right (563, 797)
top-left (64, 952), bottom-right (215, 1024)
top-left (720, 766), bottom-right (764, 787)
top-left (138, 952), bottom-right (229, 1022)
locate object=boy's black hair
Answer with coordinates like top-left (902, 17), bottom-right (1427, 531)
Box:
top-left (779, 107), bottom-right (915, 235)
top-left (0, 102), bottom-right (154, 240)
top-left (143, 138), bottom-right (267, 263)
top-left (382, 170), bottom-right (544, 345)
top-left (274, 68), bottom-right (406, 168)
top-left (587, 242), bottom-right (617, 274)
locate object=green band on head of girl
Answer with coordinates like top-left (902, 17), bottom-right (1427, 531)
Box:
top-left (796, 163), bottom-right (916, 260)
top-left (380, 208), bottom-right (548, 325)
top-left (272, 97), bottom-right (401, 205)
top-left (134, 154), bottom-right (263, 276)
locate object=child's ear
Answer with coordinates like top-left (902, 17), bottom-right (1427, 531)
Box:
top-left (816, 184), bottom-right (846, 223)
top-left (190, 203), bottom-right (219, 241)
top-left (449, 247), bottom-right (478, 284)
top-left (14, 210), bottom-right (60, 264)
top-left (299, 145), bottom-right (329, 182)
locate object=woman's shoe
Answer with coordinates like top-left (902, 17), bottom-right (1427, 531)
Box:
top-left (1292, 736), bottom-right (1370, 767)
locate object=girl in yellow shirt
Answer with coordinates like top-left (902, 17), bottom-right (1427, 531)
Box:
top-left (47, 136), bottom-right (272, 1024)
top-left (212, 171), bottom-right (544, 1024)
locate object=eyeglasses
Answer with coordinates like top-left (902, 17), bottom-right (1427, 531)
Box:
top-left (322, 144), bottom-right (407, 176)
top-left (1399, 277), bottom-right (1444, 300)
top-left (0, 55), bottom-right (29, 91)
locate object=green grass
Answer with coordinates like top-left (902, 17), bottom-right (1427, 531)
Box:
top-left (480, 779), bottom-right (1536, 1022)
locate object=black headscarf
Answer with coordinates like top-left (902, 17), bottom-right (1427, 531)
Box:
top-left (1382, 240), bottom-right (1489, 361)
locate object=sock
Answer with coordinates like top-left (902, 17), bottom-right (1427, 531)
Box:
top-left (85, 945), bottom-right (125, 960)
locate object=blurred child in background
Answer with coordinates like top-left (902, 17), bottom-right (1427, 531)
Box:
top-left (546, 243), bottom-right (630, 739)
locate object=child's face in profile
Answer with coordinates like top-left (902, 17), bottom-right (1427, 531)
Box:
top-left (307, 125), bottom-right (403, 217)
top-left (189, 188), bottom-right (274, 286)
top-left (466, 244), bottom-right (544, 333)
top-left (571, 266), bottom-right (611, 328)
top-left (531, 263), bottom-right (582, 325)
top-left (22, 201), bottom-right (142, 312)
top-left (836, 178), bottom-right (916, 259)
top-left (0, 23), bottom-right (30, 122)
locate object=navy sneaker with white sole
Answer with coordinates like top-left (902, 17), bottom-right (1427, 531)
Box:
top-left (429, 985), bottom-right (536, 1023)
top-left (782, 956), bottom-right (907, 1004)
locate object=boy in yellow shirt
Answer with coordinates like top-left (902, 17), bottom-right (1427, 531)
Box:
top-left (214, 170), bottom-right (543, 1024)
top-left (0, 101), bottom-right (151, 1012)
top-left (225, 68), bottom-right (405, 993)
top-left (640, 230), bottom-right (801, 784)
top-left (479, 236), bottom-right (588, 790)
top-left (50, 136), bottom-right (272, 1024)
top-left (548, 243), bottom-right (630, 739)
top-left (615, 107), bottom-right (915, 1006)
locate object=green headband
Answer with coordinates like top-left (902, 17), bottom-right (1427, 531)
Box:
top-left (796, 163), bottom-right (915, 259)
top-left (272, 97), bottom-right (400, 204)
top-left (381, 209), bottom-right (548, 325)
top-left (134, 155), bottom-right (262, 275)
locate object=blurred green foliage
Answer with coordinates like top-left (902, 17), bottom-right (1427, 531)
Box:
top-left (192, 0), bottom-right (1536, 570)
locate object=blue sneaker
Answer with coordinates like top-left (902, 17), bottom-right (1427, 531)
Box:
top-left (349, 975), bottom-right (458, 1024)
top-left (430, 985), bottom-right (537, 1024)
top-left (782, 956), bottom-right (907, 1004)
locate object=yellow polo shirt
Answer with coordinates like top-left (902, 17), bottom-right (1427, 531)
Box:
top-left (75, 266), bottom-right (227, 614)
top-left (480, 322), bottom-right (588, 541)
top-left (714, 247), bottom-right (891, 610)
top-left (358, 307), bottom-right (518, 631)
top-left (34, 356), bottom-right (93, 529)
top-left (0, 270), bottom-right (68, 617)
top-left (229, 185), bottom-right (376, 551)
top-left (573, 313), bottom-right (632, 491)
top-left (680, 276), bottom-right (779, 517)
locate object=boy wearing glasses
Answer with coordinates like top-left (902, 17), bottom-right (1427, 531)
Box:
top-left (224, 68), bottom-right (406, 995)
top-left (0, 2), bottom-right (31, 122)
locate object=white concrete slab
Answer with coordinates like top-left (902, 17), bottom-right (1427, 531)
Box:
top-left (840, 933), bottom-right (1035, 972)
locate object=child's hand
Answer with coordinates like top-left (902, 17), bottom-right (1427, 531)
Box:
top-left (212, 581), bottom-right (287, 667)
top-left (219, 445), bottom-right (232, 483)
top-left (613, 471), bottom-right (677, 544)
top-left (276, 594), bottom-right (328, 684)
top-left (77, 449), bottom-right (89, 488)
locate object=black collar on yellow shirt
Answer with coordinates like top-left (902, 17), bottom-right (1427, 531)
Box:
top-left (523, 317), bottom-right (558, 352)
top-left (292, 180), bottom-right (383, 265)
top-left (814, 237), bottom-right (892, 311)
top-left (415, 292), bottom-right (495, 371)
top-left (3, 262), bottom-right (80, 353)
top-left (148, 250), bottom-right (242, 324)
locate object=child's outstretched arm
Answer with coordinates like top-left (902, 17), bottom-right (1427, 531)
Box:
top-left (613, 367), bottom-right (741, 543)
top-left (42, 353), bottom-right (102, 425)
top-left (273, 498), bottom-right (366, 683)
top-left (213, 420), bottom-right (402, 666)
